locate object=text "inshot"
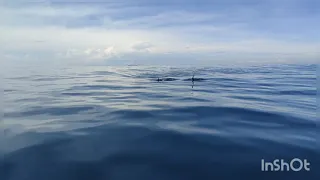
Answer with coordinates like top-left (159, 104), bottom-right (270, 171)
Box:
top-left (261, 158), bottom-right (310, 172)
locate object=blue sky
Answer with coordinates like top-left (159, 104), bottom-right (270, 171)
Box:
top-left (1, 0), bottom-right (319, 65)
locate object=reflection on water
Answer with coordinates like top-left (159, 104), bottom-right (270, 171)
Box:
top-left (1, 64), bottom-right (318, 180)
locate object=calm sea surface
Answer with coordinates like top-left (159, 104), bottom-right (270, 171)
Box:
top-left (1, 64), bottom-right (318, 180)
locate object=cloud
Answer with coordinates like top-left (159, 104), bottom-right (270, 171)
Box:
top-left (0, 0), bottom-right (319, 65)
top-left (131, 42), bottom-right (154, 52)
top-left (82, 46), bottom-right (116, 58)
top-left (111, 10), bottom-right (220, 29)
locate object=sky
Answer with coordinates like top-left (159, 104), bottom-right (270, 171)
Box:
top-left (1, 0), bottom-right (319, 66)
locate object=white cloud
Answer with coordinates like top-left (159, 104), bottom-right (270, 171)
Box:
top-left (131, 42), bottom-right (154, 52)
top-left (0, 3), bottom-right (319, 65)
top-left (111, 10), bottom-right (220, 29)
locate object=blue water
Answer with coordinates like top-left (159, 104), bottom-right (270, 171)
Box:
top-left (1, 64), bottom-right (318, 180)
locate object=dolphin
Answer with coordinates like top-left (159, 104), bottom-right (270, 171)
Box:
top-left (184, 74), bottom-right (206, 81)
top-left (156, 77), bottom-right (177, 82)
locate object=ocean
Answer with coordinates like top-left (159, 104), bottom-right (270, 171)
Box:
top-left (1, 64), bottom-right (318, 180)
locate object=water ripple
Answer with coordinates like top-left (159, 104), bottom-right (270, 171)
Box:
top-left (2, 64), bottom-right (318, 180)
